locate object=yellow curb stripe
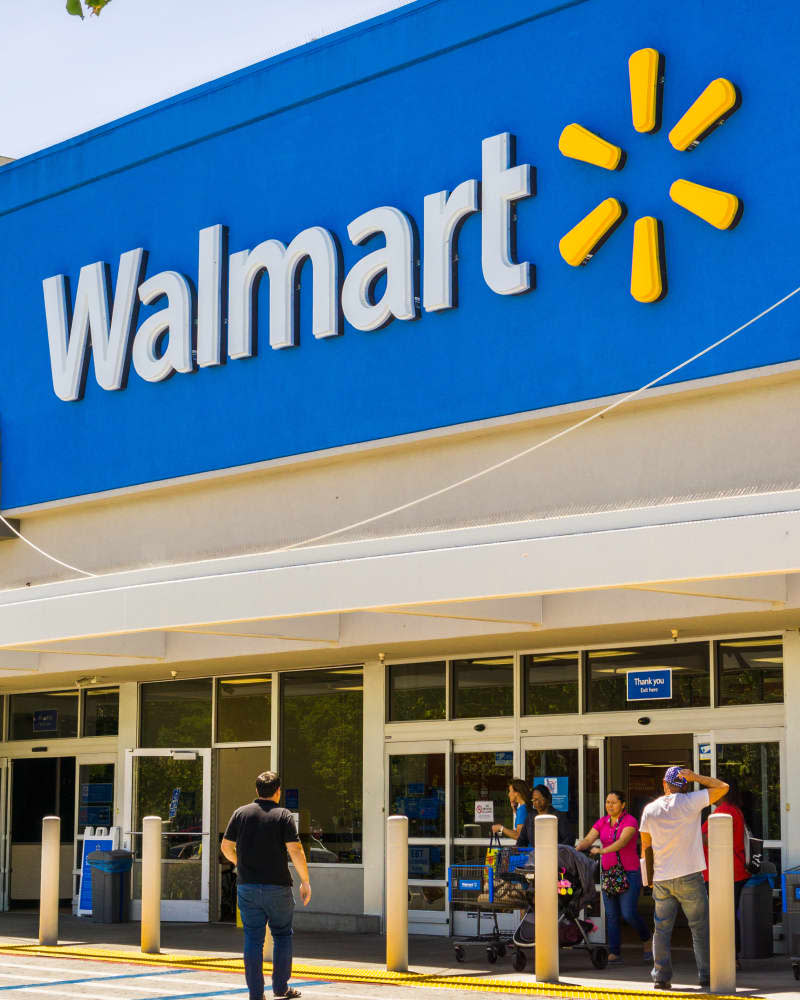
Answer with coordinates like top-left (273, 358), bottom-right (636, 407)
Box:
top-left (0, 945), bottom-right (755, 1000)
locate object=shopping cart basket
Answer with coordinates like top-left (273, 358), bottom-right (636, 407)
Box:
top-left (447, 862), bottom-right (525, 963)
top-left (781, 863), bottom-right (800, 979)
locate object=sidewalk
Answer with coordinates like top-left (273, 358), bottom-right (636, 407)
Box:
top-left (0, 912), bottom-right (794, 999)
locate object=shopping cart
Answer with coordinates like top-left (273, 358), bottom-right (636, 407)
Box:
top-left (780, 863), bottom-right (800, 980)
top-left (447, 855), bottom-right (530, 963)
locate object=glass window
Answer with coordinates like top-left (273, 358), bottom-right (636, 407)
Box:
top-left (522, 652), bottom-right (579, 715)
top-left (586, 642), bottom-right (709, 712)
top-left (281, 667), bottom-right (363, 863)
top-left (387, 662), bottom-right (446, 722)
top-left (716, 741), bottom-right (781, 841)
top-left (453, 750), bottom-right (513, 837)
top-left (389, 753), bottom-right (446, 838)
top-left (140, 678), bottom-right (212, 748)
top-left (452, 656), bottom-right (513, 719)
top-left (408, 845), bottom-right (446, 880)
top-left (78, 762), bottom-right (115, 829)
top-left (132, 755), bottom-right (204, 900)
top-left (10, 690), bottom-right (78, 740)
top-left (216, 676), bottom-right (271, 743)
top-left (82, 687), bottom-right (119, 737)
top-left (716, 638), bottom-right (783, 706)
top-left (526, 748), bottom-right (579, 844)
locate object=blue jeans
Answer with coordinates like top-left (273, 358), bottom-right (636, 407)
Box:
top-left (652, 872), bottom-right (709, 985)
top-left (602, 867), bottom-right (651, 954)
top-left (237, 883), bottom-right (295, 999)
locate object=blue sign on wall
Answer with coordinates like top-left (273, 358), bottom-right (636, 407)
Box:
top-left (32, 710), bottom-right (57, 733)
top-left (534, 776), bottom-right (569, 813)
top-left (1, 0), bottom-right (799, 507)
top-left (627, 668), bottom-right (673, 701)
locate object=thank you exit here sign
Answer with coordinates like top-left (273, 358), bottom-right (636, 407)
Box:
top-left (627, 668), bottom-right (672, 701)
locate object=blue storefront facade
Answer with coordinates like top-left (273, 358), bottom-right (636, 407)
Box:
top-left (0, 0), bottom-right (797, 936)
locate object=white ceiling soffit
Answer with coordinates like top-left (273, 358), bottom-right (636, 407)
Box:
top-left (0, 502), bottom-right (796, 649)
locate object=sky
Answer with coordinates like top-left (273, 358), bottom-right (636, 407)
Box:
top-left (2, 0), bottom-right (414, 160)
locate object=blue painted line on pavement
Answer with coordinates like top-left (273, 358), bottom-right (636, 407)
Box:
top-left (0, 967), bottom-right (192, 990)
top-left (146, 980), bottom-right (329, 1000)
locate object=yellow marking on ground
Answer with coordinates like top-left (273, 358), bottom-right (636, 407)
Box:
top-left (0, 943), bottom-right (756, 1000)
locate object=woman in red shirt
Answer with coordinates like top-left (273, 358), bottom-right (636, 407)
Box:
top-left (576, 790), bottom-right (652, 965)
top-left (702, 785), bottom-right (749, 961)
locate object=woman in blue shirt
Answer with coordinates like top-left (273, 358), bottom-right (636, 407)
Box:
top-left (492, 778), bottom-right (532, 840)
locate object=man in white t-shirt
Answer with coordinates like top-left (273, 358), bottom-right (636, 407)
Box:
top-left (640, 766), bottom-right (729, 990)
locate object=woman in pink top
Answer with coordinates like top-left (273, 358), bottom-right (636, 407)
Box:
top-left (576, 790), bottom-right (652, 965)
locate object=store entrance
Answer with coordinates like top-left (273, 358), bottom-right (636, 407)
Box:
top-left (605, 734), bottom-right (694, 818)
top-left (9, 757), bottom-right (75, 907)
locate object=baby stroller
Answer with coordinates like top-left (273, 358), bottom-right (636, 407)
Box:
top-left (500, 844), bottom-right (608, 972)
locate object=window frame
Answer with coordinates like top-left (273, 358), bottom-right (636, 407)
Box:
top-left (8, 687), bottom-right (81, 742)
top-left (279, 664), bottom-right (365, 866)
top-left (139, 676), bottom-right (214, 749)
top-left (385, 660), bottom-right (447, 724)
top-left (80, 686), bottom-right (120, 738)
top-left (714, 636), bottom-right (784, 708)
top-left (213, 672), bottom-right (274, 748)
top-left (521, 650), bottom-right (580, 717)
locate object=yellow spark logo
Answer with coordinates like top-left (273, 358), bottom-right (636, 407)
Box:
top-left (558, 48), bottom-right (741, 303)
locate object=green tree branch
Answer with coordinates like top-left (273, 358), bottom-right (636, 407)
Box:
top-left (67, 0), bottom-right (112, 17)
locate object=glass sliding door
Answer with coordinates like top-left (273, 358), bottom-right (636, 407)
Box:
top-left (703, 728), bottom-right (785, 944)
top-left (386, 741), bottom-right (449, 935)
top-left (73, 754), bottom-right (116, 909)
top-left (125, 748), bottom-right (211, 921)
top-left (451, 743), bottom-right (515, 936)
top-left (522, 737), bottom-right (581, 845)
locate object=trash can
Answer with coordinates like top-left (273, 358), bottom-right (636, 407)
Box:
top-left (740, 866), bottom-right (776, 959)
top-left (87, 849), bottom-right (133, 923)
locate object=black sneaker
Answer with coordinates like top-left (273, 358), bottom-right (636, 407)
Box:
top-left (273, 990), bottom-right (302, 1000)
top-left (654, 983), bottom-right (671, 991)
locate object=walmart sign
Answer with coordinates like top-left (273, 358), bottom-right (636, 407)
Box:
top-left (0, 0), bottom-right (797, 506)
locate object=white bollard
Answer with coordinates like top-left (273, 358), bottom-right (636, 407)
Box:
top-left (708, 812), bottom-right (736, 994)
top-left (534, 814), bottom-right (559, 983)
top-left (386, 815), bottom-right (409, 972)
top-left (141, 816), bottom-right (162, 954)
top-left (39, 816), bottom-right (60, 946)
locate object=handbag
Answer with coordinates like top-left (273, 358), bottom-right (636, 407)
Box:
top-left (600, 851), bottom-right (630, 896)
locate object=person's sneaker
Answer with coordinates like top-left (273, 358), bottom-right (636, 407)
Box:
top-left (698, 982), bottom-right (710, 991)
top-left (653, 983), bottom-right (671, 990)
top-left (273, 990), bottom-right (302, 1000)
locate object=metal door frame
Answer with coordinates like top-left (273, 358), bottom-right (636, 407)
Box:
top-left (385, 739), bottom-right (451, 935)
top-left (123, 747), bottom-right (212, 922)
top-left (73, 753), bottom-right (117, 911)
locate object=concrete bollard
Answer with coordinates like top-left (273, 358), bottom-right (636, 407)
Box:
top-left (386, 815), bottom-right (409, 972)
top-left (141, 815), bottom-right (162, 954)
top-left (708, 812), bottom-right (736, 994)
top-left (534, 813), bottom-right (559, 983)
top-left (39, 816), bottom-right (60, 946)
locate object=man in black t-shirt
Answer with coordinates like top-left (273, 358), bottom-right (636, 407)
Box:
top-left (222, 771), bottom-right (311, 1000)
